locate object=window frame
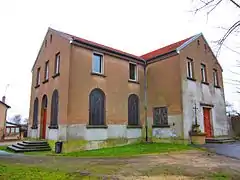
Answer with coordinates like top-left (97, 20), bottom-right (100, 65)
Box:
top-left (186, 57), bottom-right (194, 80)
top-left (201, 63), bottom-right (207, 83)
top-left (92, 52), bottom-right (104, 75)
top-left (129, 62), bottom-right (138, 81)
top-left (36, 67), bottom-right (41, 87)
top-left (152, 106), bottom-right (169, 128)
top-left (213, 69), bottom-right (219, 87)
top-left (54, 52), bottom-right (60, 77)
top-left (44, 60), bottom-right (49, 82)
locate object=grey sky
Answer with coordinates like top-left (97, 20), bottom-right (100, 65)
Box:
top-left (0, 0), bottom-right (239, 119)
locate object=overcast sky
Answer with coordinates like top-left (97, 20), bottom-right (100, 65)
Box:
top-left (0, 0), bottom-right (239, 119)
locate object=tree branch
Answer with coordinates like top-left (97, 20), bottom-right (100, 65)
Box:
top-left (229, 0), bottom-right (240, 8)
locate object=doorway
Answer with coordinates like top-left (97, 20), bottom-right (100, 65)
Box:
top-left (41, 95), bottom-right (48, 139)
top-left (203, 107), bottom-right (212, 137)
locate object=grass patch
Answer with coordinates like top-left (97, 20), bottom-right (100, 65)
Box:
top-left (62, 142), bottom-right (194, 157)
top-left (0, 163), bottom-right (80, 180)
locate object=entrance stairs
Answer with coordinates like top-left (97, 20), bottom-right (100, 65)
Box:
top-left (7, 141), bottom-right (51, 152)
top-left (206, 137), bottom-right (236, 144)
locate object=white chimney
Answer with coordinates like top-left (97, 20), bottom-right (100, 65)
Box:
top-left (2, 96), bottom-right (6, 103)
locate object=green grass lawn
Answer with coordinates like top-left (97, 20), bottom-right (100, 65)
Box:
top-left (0, 163), bottom-right (81, 180)
top-left (0, 142), bottom-right (195, 157)
top-left (62, 142), bottom-right (194, 157)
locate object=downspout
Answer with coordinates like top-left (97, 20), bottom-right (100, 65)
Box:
top-left (143, 60), bottom-right (148, 142)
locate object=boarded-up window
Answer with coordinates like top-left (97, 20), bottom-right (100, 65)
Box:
top-left (128, 94), bottom-right (139, 125)
top-left (32, 98), bottom-right (39, 128)
top-left (153, 107), bottom-right (168, 126)
top-left (50, 90), bottom-right (59, 128)
top-left (89, 88), bottom-right (105, 125)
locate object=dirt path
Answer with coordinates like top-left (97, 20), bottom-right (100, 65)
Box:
top-left (1, 150), bottom-right (240, 179)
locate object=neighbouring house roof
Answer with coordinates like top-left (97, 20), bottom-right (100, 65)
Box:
top-left (0, 101), bottom-right (10, 108)
top-left (140, 36), bottom-right (194, 60)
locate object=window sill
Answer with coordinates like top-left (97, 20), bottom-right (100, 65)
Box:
top-left (91, 72), bottom-right (106, 77)
top-left (187, 77), bottom-right (196, 81)
top-left (214, 85), bottom-right (221, 89)
top-left (128, 79), bottom-right (139, 84)
top-left (86, 125), bottom-right (108, 129)
top-left (34, 84), bottom-right (40, 89)
top-left (48, 125), bottom-right (59, 129)
top-left (31, 126), bottom-right (38, 129)
top-left (42, 79), bottom-right (49, 84)
top-left (127, 125), bottom-right (142, 129)
top-left (201, 81), bottom-right (209, 85)
top-left (152, 125), bottom-right (170, 128)
top-left (52, 73), bottom-right (60, 79)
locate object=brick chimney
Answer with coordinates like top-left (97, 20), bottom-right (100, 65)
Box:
top-left (2, 96), bottom-right (6, 103)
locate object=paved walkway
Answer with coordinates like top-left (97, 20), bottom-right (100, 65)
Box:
top-left (202, 141), bottom-right (240, 159)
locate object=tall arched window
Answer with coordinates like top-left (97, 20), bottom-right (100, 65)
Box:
top-left (32, 98), bottom-right (39, 129)
top-left (50, 90), bottom-right (59, 128)
top-left (128, 94), bottom-right (139, 125)
top-left (89, 88), bottom-right (105, 125)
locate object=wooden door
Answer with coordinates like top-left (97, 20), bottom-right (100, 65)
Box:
top-left (41, 110), bottom-right (47, 139)
top-left (203, 108), bottom-right (212, 137)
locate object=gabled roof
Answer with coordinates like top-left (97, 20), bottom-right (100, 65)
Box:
top-left (0, 101), bottom-right (10, 108)
top-left (50, 28), bottom-right (142, 61)
top-left (141, 36), bottom-right (194, 60)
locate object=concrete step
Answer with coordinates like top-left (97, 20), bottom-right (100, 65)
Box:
top-left (23, 141), bottom-right (48, 145)
top-left (7, 145), bottom-right (51, 153)
top-left (12, 144), bottom-right (50, 150)
top-left (206, 137), bottom-right (236, 144)
top-left (17, 142), bottom-right (49, 147)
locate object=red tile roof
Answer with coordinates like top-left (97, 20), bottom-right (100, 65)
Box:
top-left (53, 29), bottom-right (142, 60)
top-left (140, 36), bottom-right (193, 60)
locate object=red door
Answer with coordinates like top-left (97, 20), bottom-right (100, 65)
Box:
top-left (203, 108), bottom-right (212, 137)
top-left (41, 110), bottom-right (47, 139)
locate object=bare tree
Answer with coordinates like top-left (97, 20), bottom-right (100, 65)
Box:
top-left (192, 0), bottom-right (240, 56)
top-left (192, 0), bottom-right (240, 94)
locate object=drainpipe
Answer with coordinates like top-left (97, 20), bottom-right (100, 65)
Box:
top-left (143, 61), bottom-right (148, 142)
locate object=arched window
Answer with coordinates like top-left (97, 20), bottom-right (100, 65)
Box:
top-left (89, 88), bottom-right (105, 125)
top-left (50, 90), bottom-right (59, 128)
top-left (42, 95), bottom-right (48, 109)
top-left (32, 98), bottom-right (39, 128)
top-left (128, 94), bottom-right (139, 125)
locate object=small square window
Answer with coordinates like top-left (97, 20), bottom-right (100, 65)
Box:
top-left (129, 63), bottom-right (137, 81)
top-left (44, 61), bottom-right (49, 81)
top-left (36, 67), bottom-right (41, 86)
top-left (55, 52), bottom-right (60, 75)
top-left (201, 64), bottom-right (207, 83)
top-left (187, 58), bottom-right (194, 79)
top-left (92, 53), bottom-right (103, 74)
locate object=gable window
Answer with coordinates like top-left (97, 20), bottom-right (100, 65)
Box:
top-left (92, 53), bottom-right (103, 74)
top-left (89, 88), bottom-right (105, 126)
top-left (32, 98), bottom-right (39, 129)
top-left (213, 69), bottom-right (219, 87)
top-left (54, 52), bottom-right (60, 75)
top-left (187, 58), bottom-right (194, 79)
top-left (36, 67), bottom-right (41, 86)
top-left (50, 90), bottom-right (59, 128)
top-left (153, 107), bottom-right (169, 127)
top-left (44, 61), bottom-right (49, 81)
top-left (128, 94), bottom-right (139, 126)
top-left (201, 64), bottom-right (207, 83)
top-left (50, 34), bottom-right (53, 43)
top-left (129, 63), bottom-right (137, 81)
